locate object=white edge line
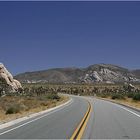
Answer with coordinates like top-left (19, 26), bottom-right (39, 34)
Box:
top-left (116, 104), bottom-right (140, 118)
top-left (100, 99), bottom-right (140, 118)
top-left (0, 98), bottom-right (73, 136)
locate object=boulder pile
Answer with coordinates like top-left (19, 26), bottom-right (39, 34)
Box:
top-left (0, 63), bottom-right (22, 93)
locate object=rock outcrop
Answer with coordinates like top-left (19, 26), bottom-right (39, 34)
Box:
top-left (0, 63), bottom-right (22, 92)
top-left (15, 64), bottom-right (140, 84)
top-left (80, 64), bottom-right (139, 83)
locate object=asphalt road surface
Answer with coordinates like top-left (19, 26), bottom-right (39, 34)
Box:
top-left (0, 95), bottom-right (140, 139)
top-left (85, 98), bottom-right (140, 139)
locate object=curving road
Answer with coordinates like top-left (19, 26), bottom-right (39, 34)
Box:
top-left (0, 96), bottom-right (88, 139)
top-left (84, 98), bottom-right (140, 139)
top-left (0, 95), bottom-right (140, 139)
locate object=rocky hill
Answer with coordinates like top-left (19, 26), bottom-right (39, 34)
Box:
top-left (132, 70), bottom-right (140, 79)
top-left (14, 64), bottom-right (140, 84)
top-left (81, 64), bottom-right (139, 83)
top-left (0, 63), bottom-right (22, 93)
top-left (15, 68), bottom-right (84, 83)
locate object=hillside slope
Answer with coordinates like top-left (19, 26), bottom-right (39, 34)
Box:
top-left (14, 64), bottom-right (140, 84)
top-left (132, 70), bottom-right (140, 79)
top-left (15, 68), bottom-right (84, 83)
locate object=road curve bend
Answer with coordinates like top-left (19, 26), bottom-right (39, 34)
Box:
top-left (0, 95), bottom-right (140, 139)
top-left (0, 95), bottom-right (89, 139)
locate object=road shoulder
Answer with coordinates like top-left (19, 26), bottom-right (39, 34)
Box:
top-left (97, 97), bottom-right (140, 113)
top-left (0, 97), bottom-right (72, 130)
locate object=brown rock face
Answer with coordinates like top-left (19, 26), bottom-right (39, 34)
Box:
top-left (0, 63), bottom-right (22, 92)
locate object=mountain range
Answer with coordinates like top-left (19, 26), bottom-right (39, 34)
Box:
top-left (14, 64), bottom-right (140, 84)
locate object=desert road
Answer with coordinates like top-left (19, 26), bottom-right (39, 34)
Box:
top-left (0, 95), bottom-right (140, 139)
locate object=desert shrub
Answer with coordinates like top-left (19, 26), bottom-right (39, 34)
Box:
top-left (46, 93), bottom-right (60, 100)
top-left (6, 104), bottom-right (20, 114)
top-left (111, 93), bottom-right (125, 100)
top-left (5, 103), bottom-right (27, 114)
top-left (40, 102), bottom-right (48, 106)
top-left (133, 93), bottom-right (140, 101)
top-left (127, 92), bottom-right (134, 98)
top-left (100, 94), bottom-right (109, 98)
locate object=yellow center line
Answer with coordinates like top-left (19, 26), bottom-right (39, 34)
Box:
top-left (70, 100), bottom-right (92, 140)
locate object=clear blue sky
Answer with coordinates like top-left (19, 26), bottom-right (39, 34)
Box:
top-left (0, 1), bottom-right (140, 75)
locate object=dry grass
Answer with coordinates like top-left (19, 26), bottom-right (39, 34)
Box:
top-left (0, 95), bottom-right (69, 123)
top-left (99, 96), bottom-right (140, 109)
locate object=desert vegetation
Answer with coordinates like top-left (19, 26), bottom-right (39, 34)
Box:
top-left (1, 81), bottom-right (140, 122)
top-left (21, 82), bottom-right (140, 109)
top-left (0, 83), bottom-right (68, 123)
top-left (22, 83), bottom-right (140, 101)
